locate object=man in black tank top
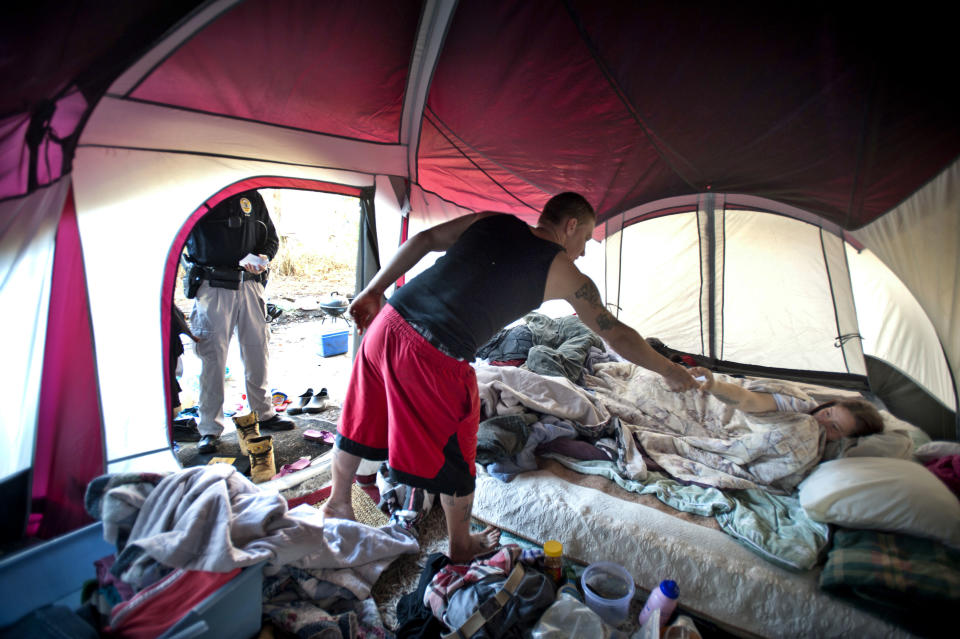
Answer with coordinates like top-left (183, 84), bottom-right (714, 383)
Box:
top-left (323, 192), bottom-right (697, 564)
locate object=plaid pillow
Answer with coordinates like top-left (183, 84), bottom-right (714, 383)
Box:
top-left (821, 528), bottom-right (960, 634)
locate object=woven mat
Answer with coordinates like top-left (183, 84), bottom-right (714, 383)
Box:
top-left (318, 483), bottom-right (389, 528)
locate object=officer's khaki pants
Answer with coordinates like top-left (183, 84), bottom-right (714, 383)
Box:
top-left (190, 280), bottom-right (275, 436)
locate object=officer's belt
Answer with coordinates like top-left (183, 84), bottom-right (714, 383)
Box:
top-left (200, 265), bottom-right (266, 284)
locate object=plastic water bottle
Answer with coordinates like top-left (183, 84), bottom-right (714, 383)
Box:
top-left (637, 579), bottom-right (679, 627)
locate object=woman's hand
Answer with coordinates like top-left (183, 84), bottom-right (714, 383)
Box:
top-left (348, 289), bottom-right (383, 335)
top-left (688, 366), bottom-right (714, 391)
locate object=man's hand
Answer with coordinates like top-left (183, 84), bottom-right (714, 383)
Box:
top-left (662, 362), bottom-right (698, 392)
top-left (688, 366), bottom-right (715, 391)
top-left (349, 289), bottom-right (383, 334)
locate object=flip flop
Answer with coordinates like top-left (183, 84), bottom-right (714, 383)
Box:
top-left (303, 429), bottom-right (336, 443)
top-left (271, 456), bottom-right (312, 480)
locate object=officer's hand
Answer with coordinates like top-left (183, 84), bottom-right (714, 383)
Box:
top-left (349, 289), bottom-right (383, 335)
top-left (241, 254), bottom-right (269, 274)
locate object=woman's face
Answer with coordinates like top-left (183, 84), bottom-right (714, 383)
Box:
top-left (814, 405), bottom-right (857, 441)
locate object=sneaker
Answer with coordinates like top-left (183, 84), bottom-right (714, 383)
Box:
top-left (259, 413), bottom-right (296, 431)
top-left (304, 388), bottom-right (330, 414)
top-left (197, 434), bottom-right (219, 454)
top-left (286, 388), bottom-right (313, 415)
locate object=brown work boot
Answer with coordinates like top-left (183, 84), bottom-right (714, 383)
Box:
top-left (246, 434), bottom-right (276, 483)
top-left (232, 411), bottom-right (260, 456)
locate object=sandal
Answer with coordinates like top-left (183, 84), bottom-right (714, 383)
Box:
top-left (271, 456), bottom-right (312, 480)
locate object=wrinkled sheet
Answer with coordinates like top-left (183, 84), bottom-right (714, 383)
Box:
top-left (475, 363), bottom-right (610, 429)
top-left (583, 362), bottom-right (825, 494)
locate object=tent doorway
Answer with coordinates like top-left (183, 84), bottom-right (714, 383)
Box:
top-left (169, 187), bottom-right (363, 472)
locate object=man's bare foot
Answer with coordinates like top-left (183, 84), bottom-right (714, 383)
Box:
top-left (449, 525), bottom-right (501, 563)
top-left (320, 500), bottom-right (356, 522)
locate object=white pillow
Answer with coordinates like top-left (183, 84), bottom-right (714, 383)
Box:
top-left (841, 431), bottom-right (913, 460)
top-left (799, 457), bottom-right (960, 548)
top-left (880, 411), bottom-right (931, 448)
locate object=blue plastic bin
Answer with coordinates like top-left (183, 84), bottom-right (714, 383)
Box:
top-left (320, 329), bottom-right (349, 357)
top-left (0, 522), bottom-right (263, 638)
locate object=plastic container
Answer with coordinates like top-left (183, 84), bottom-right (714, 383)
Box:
top-left (544, 540), bottom-right (564, 582)
top-left (580, 561), bottom-right (635, 626)
top-left (0, 522), bottom-right (263, 638)
top-left (637, 579), bottom-right (680, 627)
top-left (319, 329), bottom-right (349, 357)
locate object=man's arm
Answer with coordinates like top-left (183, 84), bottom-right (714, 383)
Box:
top-left (349, 212), bottom-right (491, 332)
top-left (543, 256), bottom-right (697, 391)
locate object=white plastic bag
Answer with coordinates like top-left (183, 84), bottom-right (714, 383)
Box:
top-left (532, 593), bottom-right (620, 639)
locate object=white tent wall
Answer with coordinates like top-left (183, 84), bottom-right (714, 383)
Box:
top-left (372, 175), bottom-right (406, 299)
top-left (0, 182), bottom-right (67, 481)
top-left (604, 204), bottom-right (866, 374)
top-left (722, 211), bottom-right (854, 371)
top-left (852, 158), bottom-right (960, 415)
top-left (609, 212), bottom-right (702, 353)
top-left (82, 98), bottom-right (407, 179)
top-left (70, 143), bottom-right (376, 473)
top-left (847, 247), bottom-right (955, 411)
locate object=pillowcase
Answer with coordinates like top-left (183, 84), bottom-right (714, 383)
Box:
top-left (799, 457), bottom-right (960, 548)
top-left (880, 411), bottom-right (931, 449)
top-left (841, 431), bottom-right (913, 460)
top-left (916, 441), bottom-right (960, 463)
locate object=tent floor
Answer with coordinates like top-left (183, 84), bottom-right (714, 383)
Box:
top-left (174, 413), bottom-right (336, 476)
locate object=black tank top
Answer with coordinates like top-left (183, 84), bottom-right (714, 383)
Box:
top-left (389, 214), bottom-right (564, 360)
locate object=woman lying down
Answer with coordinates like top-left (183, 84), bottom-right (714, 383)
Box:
top-left (584, 362), bottom-right (889, 494)
top-left (688, 366), bottom-right (884, 443)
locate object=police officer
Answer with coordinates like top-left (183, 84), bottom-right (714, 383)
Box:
top-left (184, 189), bottom-right (294, 453)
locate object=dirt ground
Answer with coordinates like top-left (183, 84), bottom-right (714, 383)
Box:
top-left (175, 273), bottom-right (357, 445)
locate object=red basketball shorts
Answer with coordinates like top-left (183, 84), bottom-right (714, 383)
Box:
top-left (336, 304), bottom-right (480, 496)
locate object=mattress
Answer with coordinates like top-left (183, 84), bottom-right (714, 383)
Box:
top-left (473, 460), bottom-right (915, 639)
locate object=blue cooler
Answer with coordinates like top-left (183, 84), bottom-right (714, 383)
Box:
top-left (320, 329), bottom-right (349, 357)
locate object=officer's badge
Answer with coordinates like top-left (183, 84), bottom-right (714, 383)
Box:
top-left (239, 197), bottom-right (253, 215)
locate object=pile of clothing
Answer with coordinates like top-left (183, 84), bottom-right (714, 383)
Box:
top-left (81, 464), bottom-right (419, 637)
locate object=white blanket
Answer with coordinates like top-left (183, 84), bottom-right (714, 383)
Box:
top-left (114, 465), bottom-right (419, 598)
top-left (475, 363), bottom-right (610, 427)
top-left (583, 362), bottom-right (824, 493)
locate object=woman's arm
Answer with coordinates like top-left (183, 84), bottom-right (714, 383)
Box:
top-left (689, 366), bottom-right (778, 413)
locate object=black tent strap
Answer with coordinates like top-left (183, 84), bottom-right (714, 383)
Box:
top-left (834, 333), bottom-right (863, 348)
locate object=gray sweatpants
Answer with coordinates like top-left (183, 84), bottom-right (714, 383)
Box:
top-left (190, 280), bottom-right (276, 436)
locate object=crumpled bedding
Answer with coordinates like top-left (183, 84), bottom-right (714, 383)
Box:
top-left (472, 361), bottom-right (832, 569)
top-left (87, 465), bottom-right (419, 595)
top-left (541, 454), bottom-right (829, 571)
top-left (583, 362), bottom-right (824, 494)
top-left (475, 363), bottom-right (610, 433)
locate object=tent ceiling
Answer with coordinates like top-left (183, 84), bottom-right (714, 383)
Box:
top-left (3, 0), bottom-right (959, 229)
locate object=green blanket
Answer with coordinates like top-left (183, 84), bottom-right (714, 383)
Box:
top-left (544, 454), bottom-right (830, 571)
